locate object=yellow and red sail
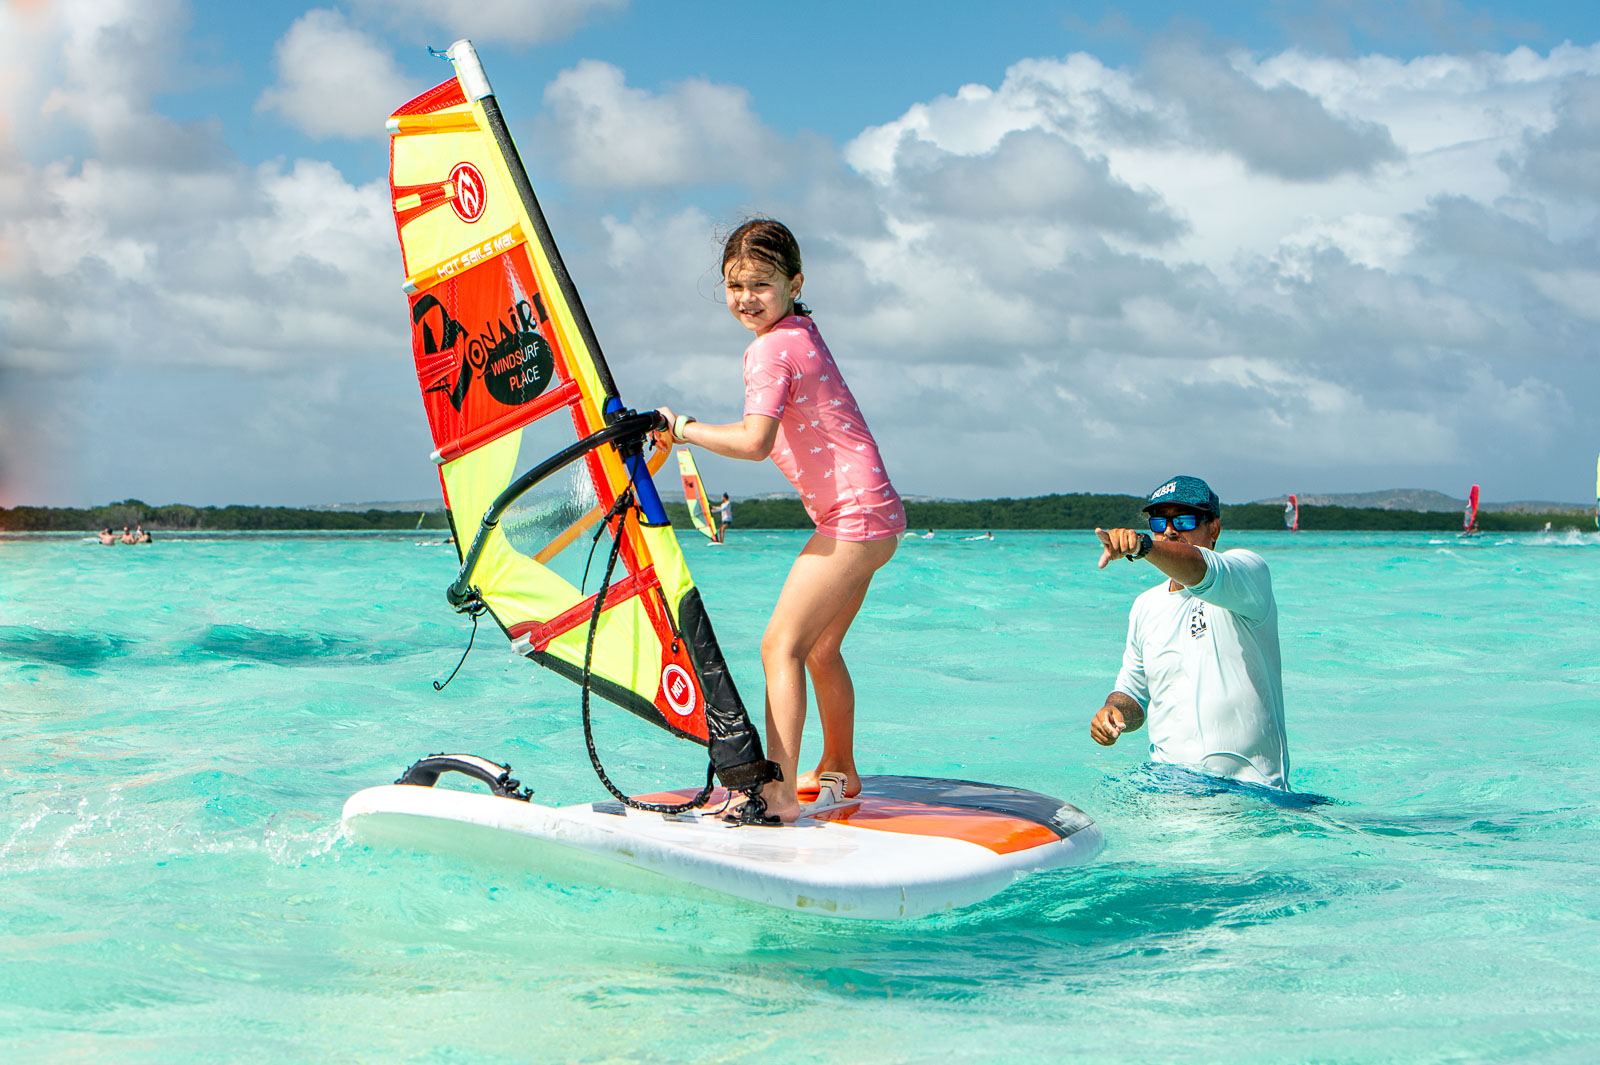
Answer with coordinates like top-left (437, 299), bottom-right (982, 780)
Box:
top-left (676, 448), bottom-right (719, 543)
top-left (387, 42), bottom-right (766, 788)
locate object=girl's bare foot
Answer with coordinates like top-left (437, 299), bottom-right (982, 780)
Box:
top-left (722, 782), bottom-right (802, 824)
top-left (797, 766), bottom-right (861, 798)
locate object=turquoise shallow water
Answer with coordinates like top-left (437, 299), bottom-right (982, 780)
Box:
top-left (3, 528), bottom-right (1598, 1063)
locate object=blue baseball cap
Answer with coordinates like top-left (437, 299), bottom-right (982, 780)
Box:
top-left (1142, 475), bottom-right (1220, 516)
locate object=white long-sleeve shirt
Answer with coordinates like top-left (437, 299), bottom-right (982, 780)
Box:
top-left (1114, 546), bottom-right (1290, 789)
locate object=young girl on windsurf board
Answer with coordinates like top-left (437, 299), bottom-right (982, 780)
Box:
top-left (656, 219), bottom-right (906, 823)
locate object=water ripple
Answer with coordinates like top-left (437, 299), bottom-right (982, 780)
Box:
top-left (0, 626), bottom-right (132, 669)
top-left (188, 624), bottom-right (378, 664)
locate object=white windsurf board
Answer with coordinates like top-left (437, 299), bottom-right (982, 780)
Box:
top-left (342, 774), bottom-right (1102, 920)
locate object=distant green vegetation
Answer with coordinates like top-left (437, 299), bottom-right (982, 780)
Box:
top-left (665, 494), bottom-right (1592, 533)
top-left (4, 494), bottom-right (1590, 534)
top-left (0, 500), bottom-right (450, 532)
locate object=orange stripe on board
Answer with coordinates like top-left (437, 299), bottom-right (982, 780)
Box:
top-left (817, 799), bottom-right (1061, 855)
top-left (631, 790), bottom-right (1062, 855)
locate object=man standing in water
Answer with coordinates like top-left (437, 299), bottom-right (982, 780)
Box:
top-left (1088, 475), bottom-right (1291, 790)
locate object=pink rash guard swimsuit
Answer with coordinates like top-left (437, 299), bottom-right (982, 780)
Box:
top-left (742, 315), bottom-right (906, 542)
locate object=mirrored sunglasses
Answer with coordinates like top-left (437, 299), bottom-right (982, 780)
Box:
top-left (1148, 513), bottom-right (1205, 533)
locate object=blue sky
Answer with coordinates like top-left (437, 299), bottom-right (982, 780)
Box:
top-left (3, 0), bottom-right (1599, 508)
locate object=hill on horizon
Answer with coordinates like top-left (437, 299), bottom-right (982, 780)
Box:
top-left (1250, 488), bottom-right (1592, 514)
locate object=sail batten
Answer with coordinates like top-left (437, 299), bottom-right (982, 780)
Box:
top-left (430, 379), bottom-right (583, 465)
top-left (388, 112), bottom-right (479, 135)
top-left (387, 41), bottom-right (768, 792)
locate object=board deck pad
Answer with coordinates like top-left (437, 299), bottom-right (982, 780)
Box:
top-left (637, 775), bottom-right (1096, 854)
top-left (343, 774), bottom-right (1102, 920)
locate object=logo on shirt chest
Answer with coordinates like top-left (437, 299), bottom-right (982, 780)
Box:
top-left (1188, 602), bottom-right (1207, 639)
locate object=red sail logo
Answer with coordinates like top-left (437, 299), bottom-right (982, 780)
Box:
top-left (450, 162), bottom-right (487, 223)
top-left (661, 665), bottom-right (695, 717)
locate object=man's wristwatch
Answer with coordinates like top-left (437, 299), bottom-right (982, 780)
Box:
top-left (1126, 532), bottom-right (1153, 561)
top-left (672, 414), bottom-right (695, 442)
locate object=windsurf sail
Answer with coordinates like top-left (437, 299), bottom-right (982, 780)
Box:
top-left (385, 41), bottom-right (772, 807)
top-left (1463, 484), bottom-right (1480, 534)
top-left (1284, 495), bottom-right (1299, 532)
top-left (676, 449), bottom-right (719, 543)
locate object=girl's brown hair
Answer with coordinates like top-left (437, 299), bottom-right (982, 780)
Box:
top-left (721, 218), bottom-right (810, 316)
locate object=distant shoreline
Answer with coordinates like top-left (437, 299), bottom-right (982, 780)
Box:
top-left (3, 494), bottom-right (1592, 533)
top-left (0, 501), bottom-right (449, 534)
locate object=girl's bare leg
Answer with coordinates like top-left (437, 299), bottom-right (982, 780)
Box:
top-left (756, 533), bottom-right (896, 822)
top-left (795, 578), bottom-right (875, 798)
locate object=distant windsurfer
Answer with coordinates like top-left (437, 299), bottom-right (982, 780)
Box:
top-left (716, 493), bottom-right (731, 542)
top-left (1087, 475), bottom-right (1291, 790)
top-left (657, 219), bottom-right (905, 823)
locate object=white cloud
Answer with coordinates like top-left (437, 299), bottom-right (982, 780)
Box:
top-left (2, 152), bottom-right (397, 375)
top-left (888, 128), bottom-right (1184, 243)
top-left (1274, 213), bottom-right (1415, 275)
top-left (1527, 268), bottom-right (1600, 322)
top-left (1143, 44), bottom-right (1402, 181)
top-left (1515, 72), bottom-right (1600, 199)
top-left (353, 0), bottom-right (626, 46)
top-left (256, 9), bottom-right (419, 140)
top-left (535, 60), bottom-right (790, 189)
top-left (31, 0), bottom-right (226, 170)
top-left (39, 0), bottom-right (180, 122)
